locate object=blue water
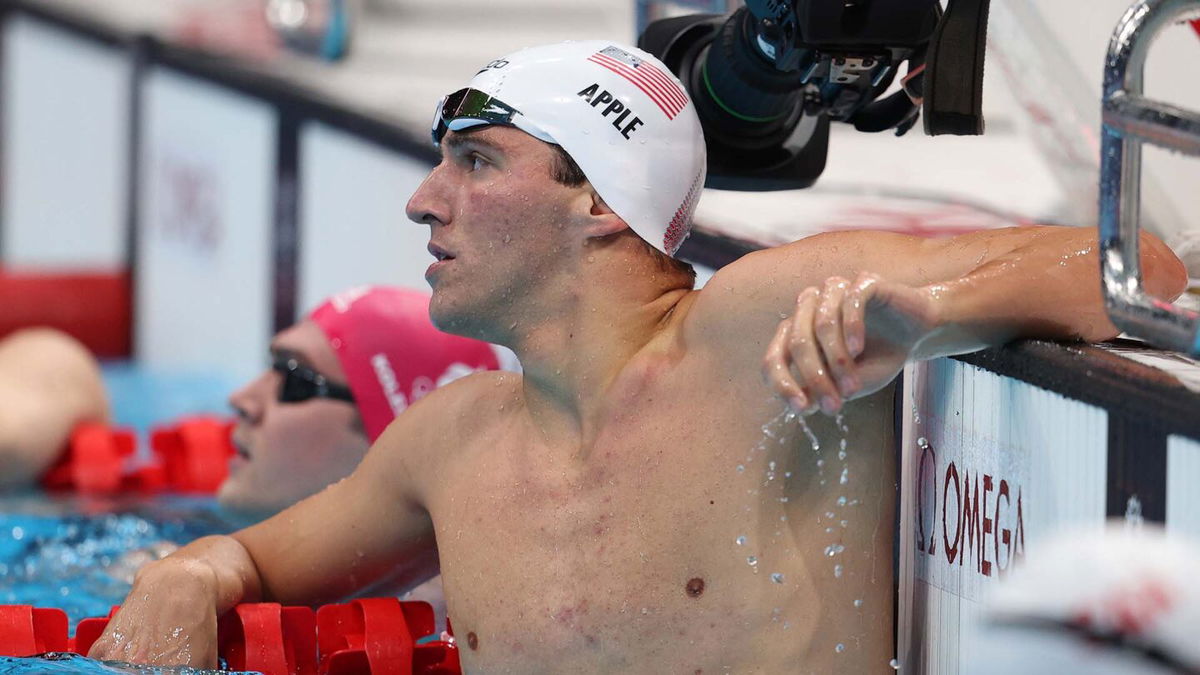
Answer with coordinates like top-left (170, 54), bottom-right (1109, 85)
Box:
top-left (0, 495), bottom-right (248, 629)
top-left (0, 653), bottom-right (252, 674)
top-left (100, 363), bottom-right (236, 440)
top-left (0, 366), bottom-right (255, 672)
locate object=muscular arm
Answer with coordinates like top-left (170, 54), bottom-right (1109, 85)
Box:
top-left (688, 225), bottom-right (1187, 364)
top-left (88, 391), bottom-right (447, 666)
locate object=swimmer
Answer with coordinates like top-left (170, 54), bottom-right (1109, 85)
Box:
top-left (218, 284), bottom-right (503, 517)
top-left (90, 41), bottom-right (1188, 672)
top-left (0, 328), bottom-right (108, 489)
top-left (218, 285), bottom-right (502, 626)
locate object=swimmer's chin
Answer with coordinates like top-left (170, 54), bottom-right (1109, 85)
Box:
top-left (428, 305), bottom-right (491, 341)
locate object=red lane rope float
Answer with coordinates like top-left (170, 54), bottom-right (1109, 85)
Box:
top-left (41, 424), bottom-right (138, 494)
top-left (0, 269), bottom-right (131, 359)
top-left (219, 604), bottom-right (317, 675)
top-left (1, 600), bottom-right (460, 675)
top-left (0, 606), bottom-right (68, 656)
top-left (149, 416), bottom-right (235, 494)
top-left (41, 417), bottom-right (234, 495)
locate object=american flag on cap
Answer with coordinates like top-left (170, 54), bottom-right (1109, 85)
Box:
top-left (586, 45), bottom-right (688, 120)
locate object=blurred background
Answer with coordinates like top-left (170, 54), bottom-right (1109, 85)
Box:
top-left (1, 0), bottom-right (1197, 388)
top-left (1, 1), bottom-right (1199, 670)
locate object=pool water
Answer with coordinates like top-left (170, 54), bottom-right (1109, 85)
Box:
top-left (0, 365), bottom-right (273, 672)
top-left (99, 362), bottom-right (237, 440)
top-left (0, 653), bottom-right (251, 674)
top-left (0, 494), bottom-right (248, 628)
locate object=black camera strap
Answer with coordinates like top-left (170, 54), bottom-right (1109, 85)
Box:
top-left (922, 0), bottom-right (991, 135)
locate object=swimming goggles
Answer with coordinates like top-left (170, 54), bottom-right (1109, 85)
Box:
top-left (272, 356), bottom-right (355, 405)
top-left (431, 87), bottom-right (555, 146)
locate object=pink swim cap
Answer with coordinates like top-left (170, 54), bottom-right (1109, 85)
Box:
top-left (308, 286), bottom-right (500, 441)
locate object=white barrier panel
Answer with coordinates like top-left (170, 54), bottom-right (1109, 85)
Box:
top-left (1167, 435), bottom-right (1200, 540)
top-left (898, 358), bottom-right (1108, 674)
top-left (136, 66), bottom-right (276, 379)
top-left (297, 123), bottom-right (435, 311)
top-left (1, 15), bottom-right (129, 270)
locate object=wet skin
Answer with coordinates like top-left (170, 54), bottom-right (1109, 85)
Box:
top-left (417, 345), bottom-right (897, 673)
top-left (88, 124), bottom-right (1187, 672)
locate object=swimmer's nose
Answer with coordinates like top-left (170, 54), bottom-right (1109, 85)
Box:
top-left (228, 370), bottom-right (270, 425)
top-left (406, 170), bottom-right (450, 228)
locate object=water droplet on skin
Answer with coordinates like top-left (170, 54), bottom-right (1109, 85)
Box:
top-left (747, 556), bottom-right (758, 567)
top-left (890, 658), bottom-right (901, 670)
top-left (840, 520), bottom-right (848, 528)
top-left (736, 535), bottom-right (747, 546)
top-left (768, 460), bottom-right (776, 471)
top-left (837, 496), bottom-right (847, 507)
top-left (825, 511), bottom-right (836, 519)
top-left (839, 467), bottom-right (850, 485)
top-left (854, 599), bottom-right (863, 608)
top-left (816, 459), bottom-right (825, 468)
top-left (779, 496), bottom-right (788, 503)
top-left (587, 255), bottom-right (596, 262)
top-left (784, 471), bottom-right (792, 478)
top-left (824, 544), bottom-right (845, 557)
top-left (770, 572), bottom-right (784, 584)
top-left (736, 465), bottom-right (745, 473)
top-left (838, 449), bottom-right (847, 461)
top-left (797, 417), bottom-right (820, 451)
top-left (836, 643), bottom-right (846, 653)
top-left (834, 564), bottom-right (843, 578)
top-left (825, 527), bottom-right (834, 533)
top-left (917, 437), bottom-right (928, 448)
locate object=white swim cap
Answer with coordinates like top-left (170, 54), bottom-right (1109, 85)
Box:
top-left (431, 40), bottom-right (707, 257)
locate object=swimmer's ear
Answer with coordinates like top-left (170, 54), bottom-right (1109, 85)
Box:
top-left (578, 189), bottom-right (628, 238)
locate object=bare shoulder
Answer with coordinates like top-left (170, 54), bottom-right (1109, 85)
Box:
top-left (367, 370), bottom-right (523, 488)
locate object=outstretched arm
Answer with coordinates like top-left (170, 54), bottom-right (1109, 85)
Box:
top-left (686, 225), bottom-right (1187, 414)
top-left (87, 397), bottom-right (443, 667)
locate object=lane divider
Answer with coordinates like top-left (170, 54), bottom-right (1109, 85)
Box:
top-left (41, 417), bottom-right (235, 495)
top-left (0, 598), bottom-right (460, 674)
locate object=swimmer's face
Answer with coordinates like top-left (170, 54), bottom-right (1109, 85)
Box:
top-left (406, 126), bottom-right (600, 338)
top-left (219, 320), bottom-right (368, 517)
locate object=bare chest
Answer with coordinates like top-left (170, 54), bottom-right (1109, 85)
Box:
top-left (425, 368), bottom-right (896, 672)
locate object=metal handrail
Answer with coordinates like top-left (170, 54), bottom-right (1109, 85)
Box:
top-left (1100, 0), bottom-right (1200, 355)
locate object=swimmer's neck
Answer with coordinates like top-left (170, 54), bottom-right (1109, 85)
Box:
top-left (508, 280), bottom-right (692, 452)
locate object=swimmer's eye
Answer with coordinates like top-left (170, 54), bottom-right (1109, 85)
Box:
top-left (468, 154), bottom-right (488, 172)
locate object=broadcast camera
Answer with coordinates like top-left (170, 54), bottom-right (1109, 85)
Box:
top-left (638, 0), bottom-right (992, 190)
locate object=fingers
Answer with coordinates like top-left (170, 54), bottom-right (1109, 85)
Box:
top-left (790, 283), bottom-right (842, 415)
top-left (843, 273), bottom-right (879, 360)
top-left (763, 298), bottom-right (810, 412)
top-left (764, 276), bottom-right (875, 416)
top-left (815, 277), bottom-right (858, 401)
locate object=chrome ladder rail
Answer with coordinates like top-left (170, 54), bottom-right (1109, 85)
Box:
top-left (1100, 0), bottom-right (1200, 355)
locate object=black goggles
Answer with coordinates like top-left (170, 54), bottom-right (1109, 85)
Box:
top-left (272, 356), bottom-right (356, 405)
top-left (430, 87), bottom-right (551, 146)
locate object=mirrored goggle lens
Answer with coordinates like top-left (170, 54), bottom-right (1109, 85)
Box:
top-left (431, 87), bottom-right (520, 145)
